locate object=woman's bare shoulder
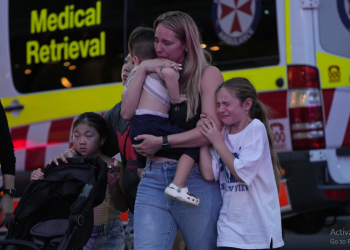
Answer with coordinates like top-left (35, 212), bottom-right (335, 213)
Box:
top-left (203, 65), bottom-right (222, 75)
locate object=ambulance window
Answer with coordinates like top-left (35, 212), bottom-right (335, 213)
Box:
top-left (9, 1), bottom-right (124, 93)
top-left (127, 0), bottom-right (279, 71)
top-left (318, 0), bottom-right (350, 58)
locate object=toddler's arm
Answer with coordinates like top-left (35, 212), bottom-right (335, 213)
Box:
top-left (30, 168), bottom-right (44, 181)
top-left (160, 68), bottom-right (187, 105)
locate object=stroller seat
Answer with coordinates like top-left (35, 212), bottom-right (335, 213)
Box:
top-left (0, 156), bottom-right (107, 250)
top-left (30, 219), bottom-right (68, 248)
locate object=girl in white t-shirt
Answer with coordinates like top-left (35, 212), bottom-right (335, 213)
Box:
top-left (198, 77), bottom-right (284, 250)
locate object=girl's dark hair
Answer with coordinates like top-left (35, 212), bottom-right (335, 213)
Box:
top-left (72, 112), bottom-right (110, 155)
top-left (216, 77), bottom-right (282, 193)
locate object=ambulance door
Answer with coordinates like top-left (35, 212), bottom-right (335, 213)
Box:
top-left (314, 0), bottom-right (350, 183)
top-left (1, 0), bottom-right (125, 173)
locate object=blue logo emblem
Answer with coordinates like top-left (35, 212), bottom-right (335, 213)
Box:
top-left (337, 0), bottom-right (350, 32)
top-left (212, 0), bottom-right (262, 46)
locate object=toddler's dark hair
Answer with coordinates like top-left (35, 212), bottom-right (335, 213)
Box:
top-left (128, 26), bottom-right (157, 61)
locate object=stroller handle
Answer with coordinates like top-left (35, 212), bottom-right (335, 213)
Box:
top-left (63, 156), bottom-right (107, 183)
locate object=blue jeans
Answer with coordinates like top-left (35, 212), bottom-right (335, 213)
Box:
top-left (134, 160), bottom-right (222, 250)
top-left (83, 218), bottom-right (125, 250)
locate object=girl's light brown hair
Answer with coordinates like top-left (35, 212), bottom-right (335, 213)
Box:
top-left (217, 77), bottom-right (282, 193)
top-left (154, 11), bottom-right (211, 121)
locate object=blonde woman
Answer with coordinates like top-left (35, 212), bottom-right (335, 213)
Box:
top-left (121, 11), bottom-right (223, 250)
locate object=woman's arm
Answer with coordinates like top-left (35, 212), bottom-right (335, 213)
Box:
top-left (121, 59), bottom-right (181, 120)
top-left (0, 174), bottom-right (15, 226)
top-left (199, 146), bottom-right (215, 181)
top-left (0, 101), bottom-right (16, 226)
top-left (167, 66), bottom-right (223, 147)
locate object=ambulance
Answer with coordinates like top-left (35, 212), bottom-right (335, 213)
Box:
top-left (1, 0), bottom-right (350, 233)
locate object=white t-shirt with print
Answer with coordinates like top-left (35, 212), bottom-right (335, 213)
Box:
top-left (210, 119), bottom-right (284, 249)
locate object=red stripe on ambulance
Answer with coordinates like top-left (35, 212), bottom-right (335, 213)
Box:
top-left (25, 146), bottom-right (46, 171)
top-left (322, 89), bottom-right (335, 124)
top-left (11, 125), bottom-right (29, 150)
top-left (48, 118), bottom-right (74, 143)
top-left (258, 91), bottom-right (287, 119)
top-left (342, 118), bottom-right (350, 147)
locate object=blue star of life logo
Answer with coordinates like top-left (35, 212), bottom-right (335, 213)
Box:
top-left (337, 0), bottom-right (350, 32)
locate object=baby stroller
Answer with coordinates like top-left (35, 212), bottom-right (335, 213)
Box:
top-left (0, 156), bottom-right (107, 250)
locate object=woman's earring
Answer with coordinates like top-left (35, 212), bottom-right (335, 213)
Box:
top-left (185, 48), bottom-right (188, 52)
top-left (245, 110), bottom-right (248, 114)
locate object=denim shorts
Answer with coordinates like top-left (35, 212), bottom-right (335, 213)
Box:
top-left (83, 218), bottom-right (125, 250)
top-left (134, 160), bottom-right (222, 250)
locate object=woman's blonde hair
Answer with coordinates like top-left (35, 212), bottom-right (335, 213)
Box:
top-left (217, 78), bottom-right (282, 193)
top-left (154, 11), bottom-right (211, 121)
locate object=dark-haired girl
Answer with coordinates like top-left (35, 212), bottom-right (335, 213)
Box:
top-left (31, 112), bottom-right (125, 250)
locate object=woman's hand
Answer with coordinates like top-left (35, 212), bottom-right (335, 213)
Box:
top-left (140, 58), bottom-right (182, 75)
top-left (133, 134), bottom-right (163, 157)
top-left (199, 117), bottom-right (225, 146)
top-left (48, 149), bottom-right (75, 165)
top-left (171, 94), bottom-right (187, 105)
top-left (0, 195), bottom-right (13, 227)
top-left (30, 168), bottom-right (44, 181)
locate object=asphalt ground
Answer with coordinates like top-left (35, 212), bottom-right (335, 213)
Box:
top-left (1, 216), bottom-right (350, 249)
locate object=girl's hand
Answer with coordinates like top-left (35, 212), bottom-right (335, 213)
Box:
top-left (196, 114), bottom-right (211, 128)
top-left (199, 117), bottom-right (225, 146)
top-left (30, 168), bottom-right (44, 181)
top-left (139, 59), bottom-right (182, 75)
top-left (133, 134), bottom-right (163, 157)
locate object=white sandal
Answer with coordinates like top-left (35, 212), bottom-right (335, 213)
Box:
top-left (164, 183), bottom-right (200, 206)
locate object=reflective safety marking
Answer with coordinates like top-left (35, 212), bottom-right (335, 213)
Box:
top-left (322, 89), bottom-right (336, 123)
top-left (26, 121), bottom-right (51, 147)
top-left (279, 180), bottom-right (292, 213)
top-left (317, 51), bottom-right (350, 89)
top-left (258, 90), bottom-right (287, 118)
top-left (3, 83), bottom-right (124, 128)
top-left (48, 117), bottom-right (74, 143)
top-left (222, 66), bottom-right (287, 91)
top-left (285, 0), bottom-right (292, 64)
top-left (11, 126), bottom-right (29, 150)
top-left (325, 87), bottom-right (350, 148)
top-left (343, 118), bottom-right (350, 147)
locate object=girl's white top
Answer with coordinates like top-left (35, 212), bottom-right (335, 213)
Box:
top-left (210, 119), bottom-right (284, 249)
